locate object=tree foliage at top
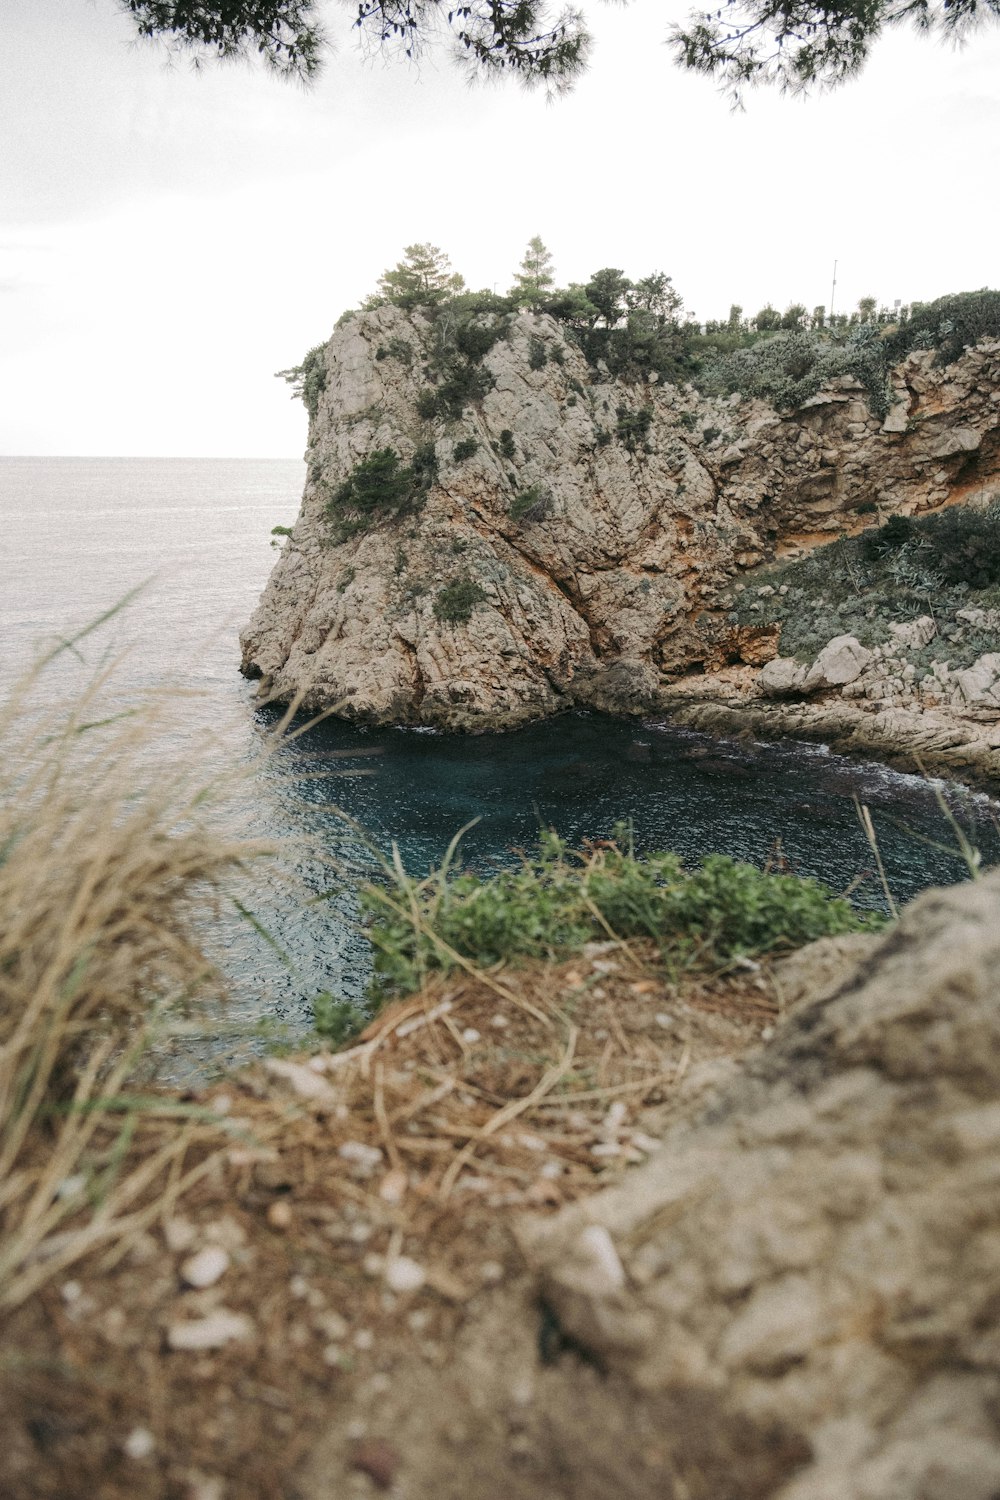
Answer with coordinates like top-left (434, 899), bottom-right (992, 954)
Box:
top-left (366, 244), bottom-right (466, 309)
top-left (509, 235), bottom-right (557, 308)
top-left (121, 0), bottom-right (326, 76)
top-left (669, 0), bottom-right (1000, 99)
top-left (117, 0), bottom-right (1000, 91)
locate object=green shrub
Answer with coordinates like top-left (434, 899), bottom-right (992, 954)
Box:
top-left (336, 566), bottom-right (356, 593)
top-left (452, 437), bottom-right (479, 462)
top-left (704, 327), bottom-right (893, 417)
top-left (270, 524), bottom-right (293, 538)
top-left (498, 429), bottom-right (516, 460)
top-left (433, 576), bottom-right (488, 624)
top-left (616, 404), bottom-right (654, 452)
top-left (528, 336), bottom-right (548, 370)
top-left (374, 337), bottom-right (414, 365)
top-left (361, 831), bottom-right (884, 1002)
top-left (275, 343), bottom-right (328, 421)
top-left (509, 484), bottom-right (552, 524)
top-left (326, 444), bottom-right (438, 539)
top-left (882, 289), bottom-right (1000, 369)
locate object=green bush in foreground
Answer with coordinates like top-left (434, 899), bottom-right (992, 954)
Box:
top-left (361, 830), bottom-right (884, 1002)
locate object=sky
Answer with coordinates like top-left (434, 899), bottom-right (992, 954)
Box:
top-left (2, 0), bottom-right (1000, 457)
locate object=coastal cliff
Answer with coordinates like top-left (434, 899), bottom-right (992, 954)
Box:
top-left (241, 305), bottom-right (1000, 758)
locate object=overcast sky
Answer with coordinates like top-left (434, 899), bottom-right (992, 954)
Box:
top-left (3, 0), bottom-right (999, 457)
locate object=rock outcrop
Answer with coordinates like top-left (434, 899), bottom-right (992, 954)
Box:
top-left (513, 870), bottom-right (1000, 1500)
top-left (242, 307), bottom-right (1000, 731)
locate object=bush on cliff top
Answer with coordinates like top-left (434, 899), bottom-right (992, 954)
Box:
top-left (362, 829), bottom-right (884, 1003)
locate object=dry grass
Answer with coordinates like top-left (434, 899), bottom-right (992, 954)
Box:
top-left (0, 632), bottom-right (269, 1310)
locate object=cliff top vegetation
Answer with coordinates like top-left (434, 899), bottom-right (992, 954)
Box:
top-left (278, 239), bottom-right (1000, 421)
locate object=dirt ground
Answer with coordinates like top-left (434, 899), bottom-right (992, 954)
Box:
top-left (1, 944), bottom-right (790, 1500)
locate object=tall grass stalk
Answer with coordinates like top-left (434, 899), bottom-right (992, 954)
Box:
top-left (0, 627), bottom-right (270, 1310)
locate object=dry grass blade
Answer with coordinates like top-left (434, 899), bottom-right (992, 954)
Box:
top-left (0, 636), bottom-right (271, 1311)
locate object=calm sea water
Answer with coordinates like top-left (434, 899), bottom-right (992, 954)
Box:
top-left (3, 456), bottom-right (997, 1074)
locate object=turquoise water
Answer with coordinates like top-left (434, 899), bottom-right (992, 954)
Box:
top-left (3, 456), bottom-right (997, 1071)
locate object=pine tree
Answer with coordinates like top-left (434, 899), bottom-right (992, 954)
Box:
top-left (510, 236), bottom-right (556, 309)
top-left (369, 245), bottom-right (465, 309)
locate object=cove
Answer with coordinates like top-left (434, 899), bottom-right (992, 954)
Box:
top-left (218, 707), bottom-right (1000, 1054)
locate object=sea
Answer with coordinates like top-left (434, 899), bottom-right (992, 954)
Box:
top-left (3, 456), bottom-right (998, 1076)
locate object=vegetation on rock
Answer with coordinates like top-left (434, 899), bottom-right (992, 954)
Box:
top-left (432, 576), bottom-right (488, 624)
top-left (324, 443), bottom-right (438, 538)
top-left (729, 502), bottom-right (1000, 665)
top-left (362, 828), bottom-right (884, 1003)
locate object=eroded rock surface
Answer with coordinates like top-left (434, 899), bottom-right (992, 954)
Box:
top-left (518, 870), bottom-right (1000, 1500)
top-left (241, 307), bottom-right (1000, 730)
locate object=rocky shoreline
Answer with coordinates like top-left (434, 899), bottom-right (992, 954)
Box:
top-left (663, 681), bottom-right (1000, 792)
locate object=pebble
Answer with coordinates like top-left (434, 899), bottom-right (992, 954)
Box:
top-left (61, 1280), bottom-right (83, 1304)
top-left (122, 1427), bottom-right (156, 1461)
top-left (490, 1013), bottom-right (510, 1029)
top-left (378, 1167), bottom-right (409, 1205)
top-left (315, 1310), bottom-right (348, 1341)
top-left (384, 1256), bottom-right (426, 1294)
top-left (56, 1174), bottom-right (87, 1201)
top-left (338, 1140), bottom-right (384, 1174)
top-left (461, 1027), bottom-right (481, 1043)
top-left (166, 1310), bottom-right (254, 1351)
top-left (353, 1328), bottom-right (375, 1350)
top-left (180, 1246), bottom-right (230, 1289)
top-left (266, 1200), bottom-right (293, 1230)
top-left (164, 1216), bottom-right (198, 1253)
top-left (185, 1475), bottom-right (224, 1500)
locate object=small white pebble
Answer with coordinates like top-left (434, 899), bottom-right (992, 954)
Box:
top-left (461, 1028), bottom-right (481, 1044)
top-left (322, 1344), bottom-right (347, 1368)
top-left (490, 1013), bottom-right (509, 1029)
top-left (185, 1475), bottom-right (224, 1500)
top-left (122, 1427), bottom-right (155, 1461)
top-left (479, 1261), bottom-right (504, 1283)
top-left (180, 1246), bottom-right (230, 1290)
top-left (348, 1222), bottom-right (373, 1244)
top-left (540, 1160), bottom-right (563, 1179)
top-left (385, 1256), bottom-right (426, 1295)
top-left (315, 1310), bottom-right (348, 1341)
top-left (761, 1025), bottom-right (775, 1041)
top-left (408, 1308), bottom-right (432, 1332)
top-left (353, 1328), bottom-right (374, 1350)
top-left (167, 1310), bottom-right (254, 1351)
top-left (289, 1275), bottom-right (310, 1298)
top-left (654, 1012), bottom-right (675, 1029)
top-left (56, 1174), bottom-right (86, 1201)
top-left (338, 1140), bottom-right (383, 1171)
top-left (61, 1281), bottom-right (82, 1305)
top-left (164, 1217), bottom-right (198, 1254)
top-left (209, 1093), bottom-right (232, 1116)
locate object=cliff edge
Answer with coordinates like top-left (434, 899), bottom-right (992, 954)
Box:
top-left (241, 306), bottom-right (1000, 733)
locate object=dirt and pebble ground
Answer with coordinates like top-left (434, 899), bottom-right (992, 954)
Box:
top-left (0, 943), bottom-right (782, 1500)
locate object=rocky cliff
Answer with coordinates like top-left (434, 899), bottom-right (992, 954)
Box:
top-left (241, 307), bottom-right (1000, 733)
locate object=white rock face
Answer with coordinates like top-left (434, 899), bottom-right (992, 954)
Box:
top-left (804, 634), bottom-right (872, 690)
top-left (241, 310), bottom-right (1000, 729)
top-left (759, 657), bottom-right (810, 697)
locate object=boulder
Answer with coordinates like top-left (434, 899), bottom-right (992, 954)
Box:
top-left (888, 616), bottom-right (936, 651)
top-left (803, 634), bottom-right (872, 691)
top-left (759, 657), bottom-right (809, 697)
top-left (524, 870), bottom-right (1000, 1500)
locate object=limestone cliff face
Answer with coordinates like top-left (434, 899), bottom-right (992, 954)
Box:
top-left (241, 307), bottom-right (1000, 729)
